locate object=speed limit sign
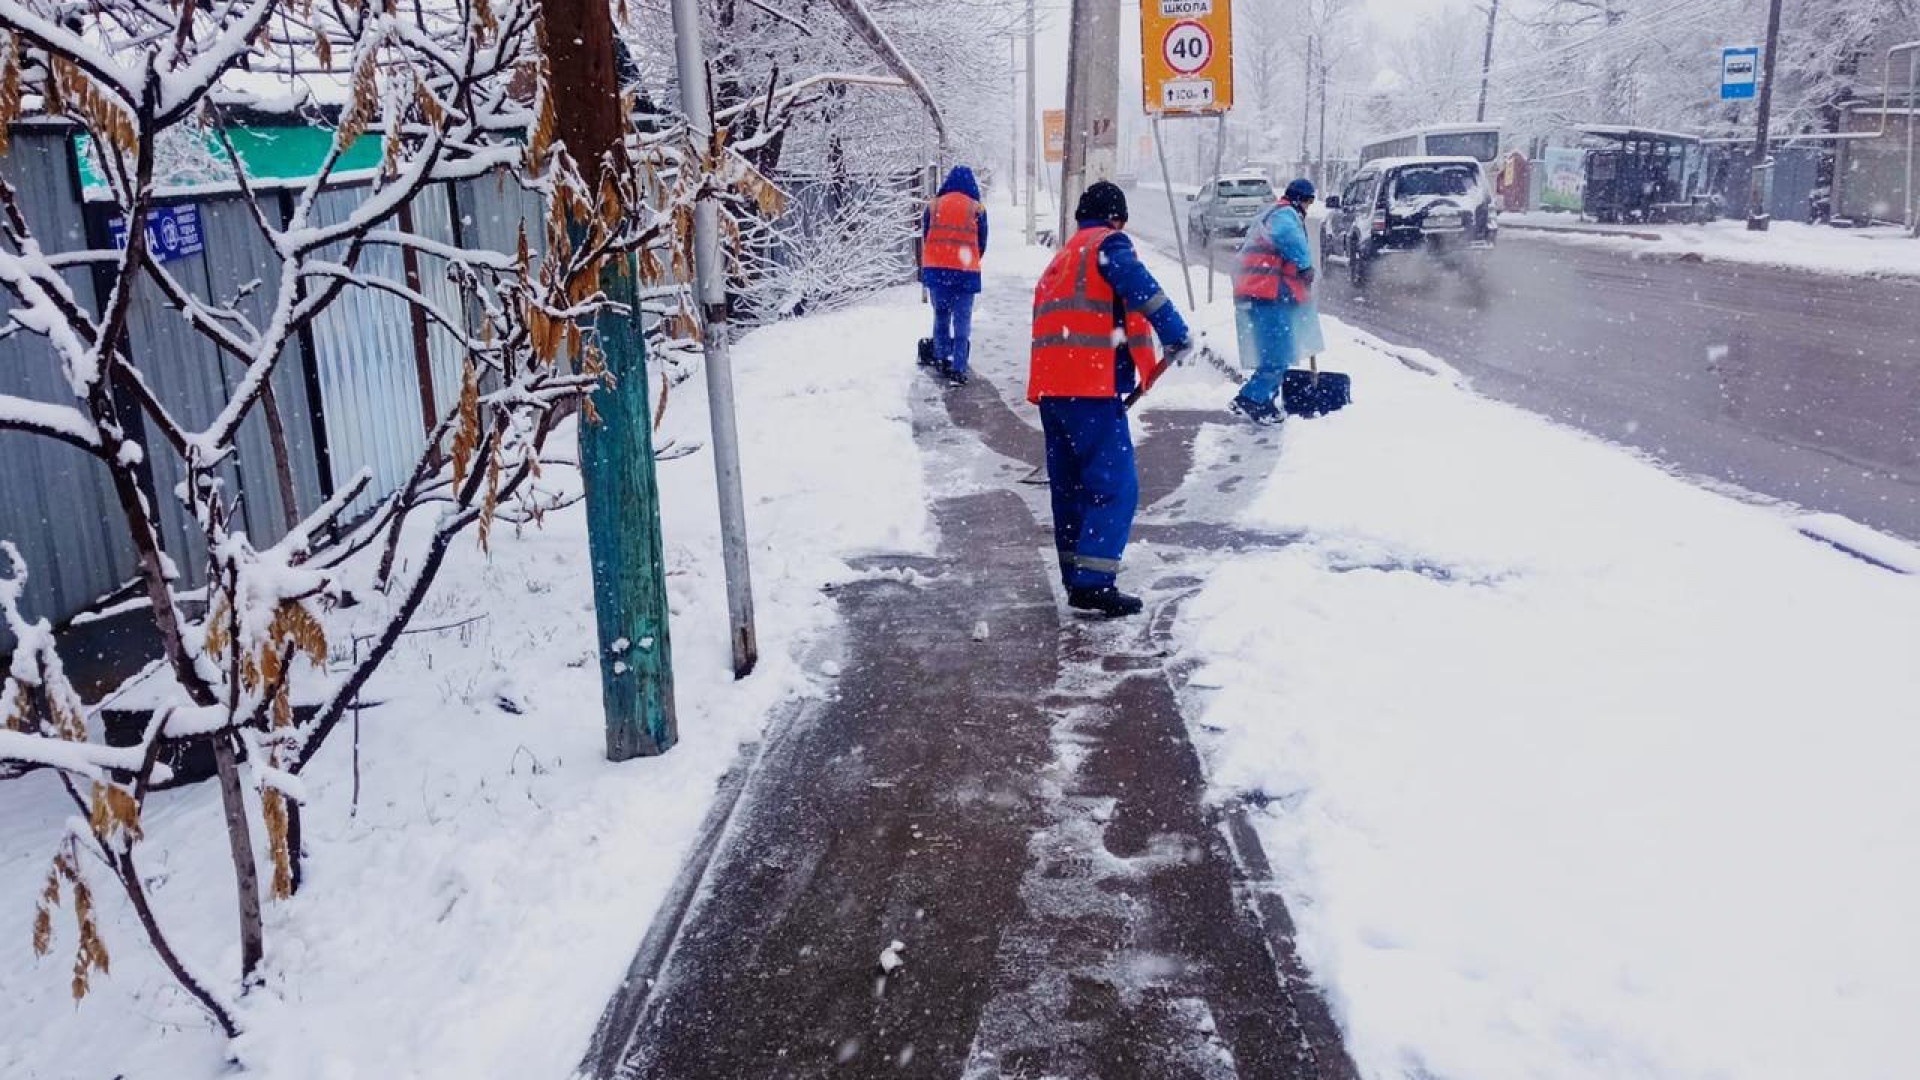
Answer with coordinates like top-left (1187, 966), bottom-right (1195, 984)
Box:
top-left (1142, 0), bottom-right (1233, 114)
top-left (1163, 21), bottom-right (1213, 75)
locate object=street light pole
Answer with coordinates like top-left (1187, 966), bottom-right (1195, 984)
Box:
top-left (1010, 35), bottom-right (1021, 207)
top-left (1476, 0), bottom-right (1501, 123)
top-left (670, 0), bottom-right (759, 678)
top-left (1746, 0), bottom-right (1785, 231)
top-left (1025, 0), bottom-right (1038, 244)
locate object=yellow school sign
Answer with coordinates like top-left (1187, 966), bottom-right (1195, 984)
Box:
top-left (1141, 0), bottom-right (1234, 115)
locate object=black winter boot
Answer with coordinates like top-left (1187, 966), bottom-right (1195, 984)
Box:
top-left (1067, 586), bottom-right (1143, 618)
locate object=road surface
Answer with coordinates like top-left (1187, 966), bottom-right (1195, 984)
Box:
top-left (1123, 185), bottom-right (1920, 543)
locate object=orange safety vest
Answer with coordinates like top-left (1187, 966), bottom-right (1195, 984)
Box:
top-left (1234, 204), bottom-right (1311, 304)
top-left (922, 191), bottom-right (983, 272)
top-left (1027, 226), bottom-right (1161, 403)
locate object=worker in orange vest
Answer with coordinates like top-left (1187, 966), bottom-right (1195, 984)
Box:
top-left (1029, 182), bottom-right (1195, 618)
top-left (920, 165), bottom-right (989, 386)
top-left (1230, 178), bottom-right (1316, 424)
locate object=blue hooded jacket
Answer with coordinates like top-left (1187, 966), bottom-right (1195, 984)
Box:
top-left (921, 166), bottom-right (989, 295)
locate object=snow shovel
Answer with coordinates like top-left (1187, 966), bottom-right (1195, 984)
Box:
top-left (1280, 355), bottom-right (1351, 418)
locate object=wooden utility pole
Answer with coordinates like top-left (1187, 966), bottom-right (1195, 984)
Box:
top-left (1746, 0), bottom-right (1785, 231)
top-left (543, 0), bottom-right (679, 759)
top-left (1060, 0), bottom-right (1120, 240)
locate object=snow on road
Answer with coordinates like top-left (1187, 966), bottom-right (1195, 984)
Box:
top-left (1502, 212), bottom-right (1920, 279)
top-left (1167, 310), bottom-right (1920, 1080)
top-left (0, 293), bottom-right (933, 1078)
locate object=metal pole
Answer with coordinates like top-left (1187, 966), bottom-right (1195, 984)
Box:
top-left (1317, 50), bottom-right (1328, 179)
top-left (1300, 35), bottom-right (1313, 166)
top-left (545, 0), bottom-right (678, 758)
top-left (1746, 0), bottom-right (1784, 231)
top-left (671, 0), bottom-right (758, 678)
top-left (1207, 113), bottom-right (1226, 304)
top-left (1010, 36), bottom-right (1020, 207)
top-left (824, 0), bottom-right (950, 163)
top-left (1476, 0), bottom-right (1501, 123)
top-left (1152, 114), bottom-right (1197, 308)
top-left (1025, 0), bottom-right (1038, 245)
top-left (1906, 48), bottom-right (1916, 232)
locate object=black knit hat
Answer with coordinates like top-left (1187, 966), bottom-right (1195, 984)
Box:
top-left (1075, 181), bottom-right (1129, 223)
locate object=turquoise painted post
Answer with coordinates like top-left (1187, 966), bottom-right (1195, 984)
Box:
top-left (579, 260), bottom-right (679, 760)
top-left (545, 0), bottom-right (677, 759)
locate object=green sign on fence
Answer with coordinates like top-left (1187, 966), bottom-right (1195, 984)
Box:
top-left (73, 126), bottom-right (384, 196)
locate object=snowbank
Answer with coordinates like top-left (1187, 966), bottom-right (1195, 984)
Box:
top-left (0, 291), bottom-right (933, 1078)
top-left (1171, 316), bottom-right (1920, 1080)
top-left (1503, 212), bottom-right (1920, 279)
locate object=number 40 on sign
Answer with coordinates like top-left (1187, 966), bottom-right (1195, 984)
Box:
top-left (1141, 0), bottom-right (1234, 115)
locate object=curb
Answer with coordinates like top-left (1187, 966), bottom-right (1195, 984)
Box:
top-left (1502, 220), bottom-right (1664, 241)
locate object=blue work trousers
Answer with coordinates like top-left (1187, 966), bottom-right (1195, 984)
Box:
top-left (1041, 397), bottom-right (1138, 591)
top-left (929, 287), bottom-right (975, 375)
top-left (1235, 299), bottom-right (1297, 406)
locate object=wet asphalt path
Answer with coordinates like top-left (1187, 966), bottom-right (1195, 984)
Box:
top-left (1124, 185), bottom-right (1920, 542)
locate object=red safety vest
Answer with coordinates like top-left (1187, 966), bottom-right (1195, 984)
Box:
top-left (1235, 204), bottom-right (1310, 303)
top-left (1028, 226), bottom-right (1161, 403)
top-left (922, 192), bottom-right (983, 272)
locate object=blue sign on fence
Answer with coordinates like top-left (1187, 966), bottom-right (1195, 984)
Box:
top-left (108, 203), bottom-right (205, 264)
top-left (1721, 47), bottom-right (1759, 100)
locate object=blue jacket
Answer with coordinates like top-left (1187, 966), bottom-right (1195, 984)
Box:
top-left (921, 166), bottom-right (989, 294)
top-left (1078, 219), bottom-right (1191, 396)
top-left (1242, 203), bottom-right (1313, 304)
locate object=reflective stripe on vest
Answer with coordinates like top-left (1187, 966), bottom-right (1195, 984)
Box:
top-left (1235, 205), bottom-right (1310, 304)
top-left (922, 192), bottom-right (982, 272)
top-left (1028, 227), bottom-right (1162, 403)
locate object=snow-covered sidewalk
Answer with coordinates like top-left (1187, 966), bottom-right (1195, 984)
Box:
top-left (0, 295), bottom-right (933, 1077)
top-left (1158, 298), bottom-right (1920, 1079)
top-left (1502, 211), bottom-right (1920, 279)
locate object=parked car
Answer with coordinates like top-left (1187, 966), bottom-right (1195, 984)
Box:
top-left (1186, 173), bottom-right (1277, 246)
top-left (1321, 156), bottom-right (1497, 287)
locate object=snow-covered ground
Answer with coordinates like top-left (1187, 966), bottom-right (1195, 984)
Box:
top-left (1502, 211), bottom-right (1920, 279)
top-left (1162, 299), bottom-right (1920, 1079)
top-left (0, 295), bottom-right (932, 1077)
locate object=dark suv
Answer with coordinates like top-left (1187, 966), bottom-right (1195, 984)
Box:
top-left (1321, 156), bottom-right (1496, 287)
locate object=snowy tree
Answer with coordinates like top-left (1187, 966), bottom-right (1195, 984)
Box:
top-left (0, 0), bottom-right (735, 1035)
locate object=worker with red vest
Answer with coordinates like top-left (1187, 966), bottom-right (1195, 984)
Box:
top-left (920, 165), bottom-right (989, 386)
top-left (1229, 178), bottom-right (1317, 425)
top-left (1029, 182), bottom-right (1195, 618)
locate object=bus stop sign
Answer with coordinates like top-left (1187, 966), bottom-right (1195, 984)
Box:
top-left (1142, 0), bottom-right (1234, 115)
top-left (1721, 47), bottom-right (1759, 100)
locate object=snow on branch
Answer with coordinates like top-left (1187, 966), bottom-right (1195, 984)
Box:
top-left (0, 0), bottom-right (669, 1038)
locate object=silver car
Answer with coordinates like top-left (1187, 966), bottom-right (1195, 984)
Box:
top-left (1186, 174), bottom-right (1276, 246)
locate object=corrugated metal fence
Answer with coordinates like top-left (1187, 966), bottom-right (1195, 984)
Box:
top-left (0, 126), bottom-right (547, 650)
